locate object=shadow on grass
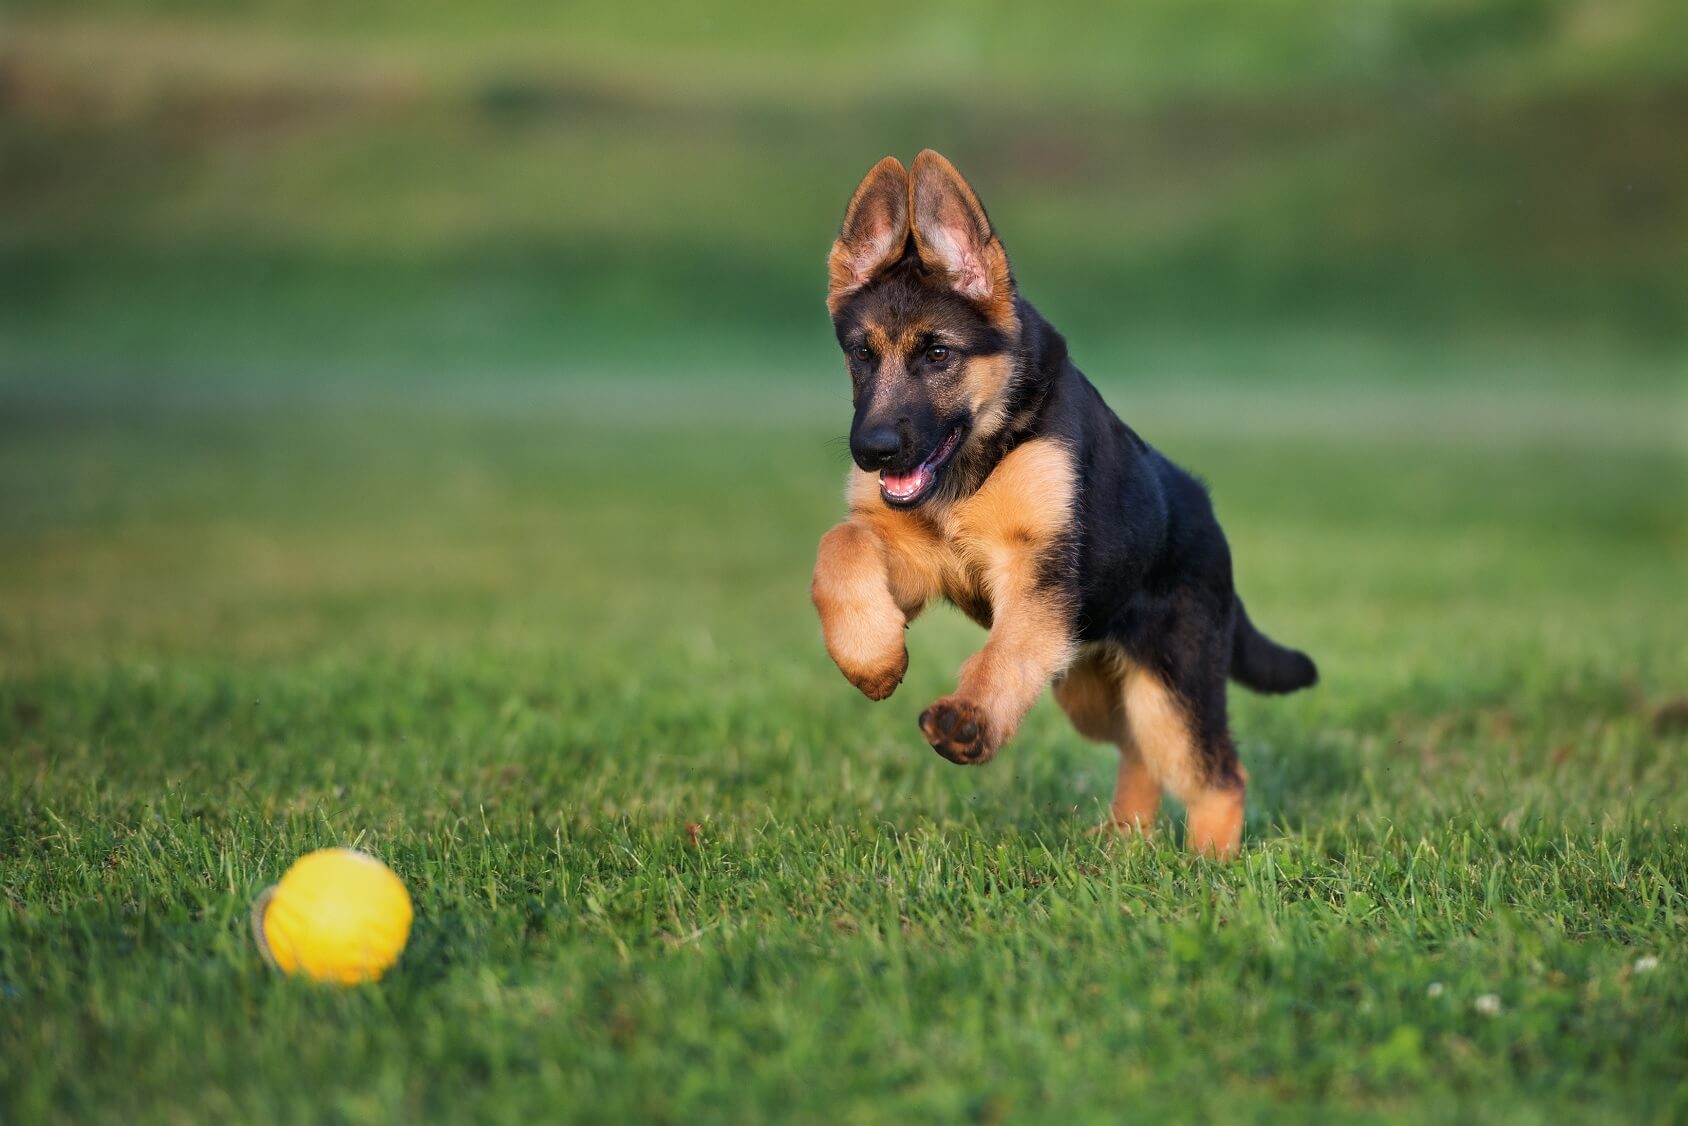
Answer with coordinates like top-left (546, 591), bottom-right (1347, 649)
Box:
top-left (1245, 736), bottom-right (1369, 831)
top-left (397, 909), bottom-right (495, 987)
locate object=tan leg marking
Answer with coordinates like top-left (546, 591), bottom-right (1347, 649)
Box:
top-left (1105, 752), bottom-right (1162, 838)
top-left (1052, 647), bottom-right (1126, 743)
top-left (924, 588), bottom-right (1071, 763)
top-left (849, 477), bottom-right (946, 621)
top-left (1185, 785), bottom-right (1245, 861)
top-left (1120, 665), bottom-right (1203, 803)
top-left (1056, 646), bottom-right (1160, 838)
top-left (811, 521), bottom-right (910, 701)
top-left (919, 439), bottom-right (1077, 764)
top-left (1122, 664), bottom-right (1245, 859)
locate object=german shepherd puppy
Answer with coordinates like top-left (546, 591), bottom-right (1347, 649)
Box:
top-left (811, 151), bottom-right (1318, 858)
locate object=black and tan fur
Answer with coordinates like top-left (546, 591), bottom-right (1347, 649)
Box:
top-left (811, 152), bottom-right (1318, 858)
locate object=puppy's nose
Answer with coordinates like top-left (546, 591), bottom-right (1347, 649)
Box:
top-left (852, 424), bottom-right (903, 470)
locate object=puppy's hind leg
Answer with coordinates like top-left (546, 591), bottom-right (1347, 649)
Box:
top-left (1053, 646), bottom-right (1160, 838)
top-left (1122, 658), bottom-right (1246, 860)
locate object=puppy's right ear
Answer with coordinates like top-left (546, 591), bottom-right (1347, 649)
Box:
top-left (827, 157), bottom-right (910, 314)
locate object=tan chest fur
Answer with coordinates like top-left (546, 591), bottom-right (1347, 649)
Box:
top-left (847, 437), bottom-right (1076, 625)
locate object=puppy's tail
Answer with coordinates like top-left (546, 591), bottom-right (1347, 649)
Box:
top-left (1230, 599), bottom-right (1318, 694)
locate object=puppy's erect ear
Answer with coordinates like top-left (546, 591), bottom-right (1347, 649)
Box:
top-left (827, 156), bottom-right (911, 314)
top-left (908, 149), bottom-right (1015, 324)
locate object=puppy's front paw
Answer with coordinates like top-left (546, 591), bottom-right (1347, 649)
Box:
top-left (919, 696), bottom-right (994, 764)
top-left (843, 645), bottom-right (907, 701)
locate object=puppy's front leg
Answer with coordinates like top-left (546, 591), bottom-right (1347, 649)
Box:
top-left (812, 520), bottom-right (914, 701)
top-left (921, 553), bottom-right (1073, 764)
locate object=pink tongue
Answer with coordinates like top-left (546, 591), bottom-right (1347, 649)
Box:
top-left (881, 466), bottom-right (930, 500)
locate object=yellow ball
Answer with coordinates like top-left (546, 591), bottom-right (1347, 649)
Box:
top-left (253, 848), bottom-right (413, 985)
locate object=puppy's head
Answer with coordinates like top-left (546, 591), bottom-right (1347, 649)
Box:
top-left (827, 151), bottom-right (1019, 509)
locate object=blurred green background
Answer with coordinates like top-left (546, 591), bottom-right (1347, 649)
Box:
top-left (4, 0), bottom-right (1685, 390)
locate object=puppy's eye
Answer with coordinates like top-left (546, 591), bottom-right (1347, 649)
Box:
top-left (850, 345), bottom-right (873, 363)
top-left (925, 345), bottom-right (951, 364)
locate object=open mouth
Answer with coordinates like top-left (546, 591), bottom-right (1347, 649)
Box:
top-left (880, 426), bottom-right (964, 507)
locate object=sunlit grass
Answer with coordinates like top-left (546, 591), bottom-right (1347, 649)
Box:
top-left (1, 383), bottom-right (1682, 1120)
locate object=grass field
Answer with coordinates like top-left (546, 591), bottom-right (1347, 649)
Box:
top-left (1, 374), bottom-right (1683, 1122)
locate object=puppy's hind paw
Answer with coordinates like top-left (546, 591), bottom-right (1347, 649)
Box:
top-left (1086, 817), bottom-right (1153, 841)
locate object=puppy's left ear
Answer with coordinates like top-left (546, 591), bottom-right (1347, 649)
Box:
top-left (909, 149), bottom-right (1015, 325)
